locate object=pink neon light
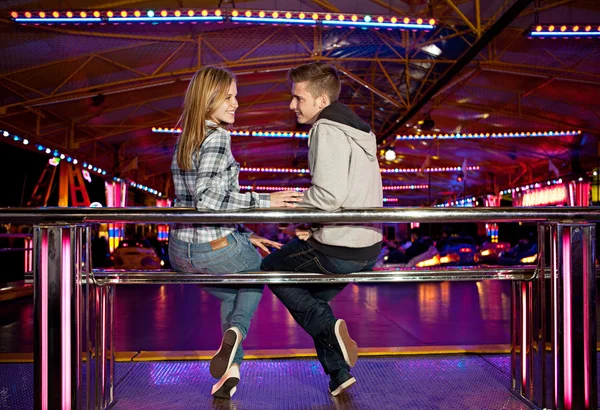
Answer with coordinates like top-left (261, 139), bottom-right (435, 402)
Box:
top-left (553, 229), bottom-right (559, 408)
top-left (583, 235), bottom-right (590, 407)
top-left (562, 232), bottom-right (572, 409)
top-left (101, 289), bottom-right (106, 396)
top-left (522, 282), bottom-right (527, 390)
top-left (41, 232), bottom-right (48, 410)
top-left (62, 232), bottom-right (71, 409)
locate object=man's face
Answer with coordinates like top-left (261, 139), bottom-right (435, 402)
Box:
top-left (290, 81), bottom-right (323, 125)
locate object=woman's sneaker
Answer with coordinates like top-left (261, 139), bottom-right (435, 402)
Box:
top-left (211, 364), bottom-right (240, 399)
top-left (210, 327), bottom-right (242, 379)
top-left (334, 319), bottom-right (358, 367)
top-left (329, 369), bottom-right (356, 396)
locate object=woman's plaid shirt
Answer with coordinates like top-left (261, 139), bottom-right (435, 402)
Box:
top-left (170, 124), bottom-right (270, 243)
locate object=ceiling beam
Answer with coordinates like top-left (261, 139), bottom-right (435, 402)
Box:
top-left (380, 0), bottom-right (534, 143)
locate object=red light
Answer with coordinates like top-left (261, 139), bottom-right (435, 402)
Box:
top-left (134, 10), bottom-right (141, 17)
top-left (585, 25), bottom-right (591, 32)
top-left (39, 11), bottom-right (46, 18)
top-left (459, 248), bottom-right (472, 253)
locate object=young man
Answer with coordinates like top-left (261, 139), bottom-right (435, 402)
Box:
top-left (261, 62), bottom-right (383, 396)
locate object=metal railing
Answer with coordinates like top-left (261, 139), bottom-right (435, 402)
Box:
top-left (0, 206), bottom-right (597, 410)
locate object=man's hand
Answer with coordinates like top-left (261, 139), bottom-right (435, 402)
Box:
top-left (249, 234), bottom-right (283, 254)
top-left (270, 190), bottom-right (304, 207)
top-left (295, 229), bottom-right (312, 241)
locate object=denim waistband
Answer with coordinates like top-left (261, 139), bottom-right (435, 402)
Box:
top-left (169, 232), bottom-right (238, 255)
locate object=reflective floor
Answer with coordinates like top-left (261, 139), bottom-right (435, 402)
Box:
top-left (0, 355), bottom-right (529, 410)
top-left (0, 281), bottom-right (516, 354)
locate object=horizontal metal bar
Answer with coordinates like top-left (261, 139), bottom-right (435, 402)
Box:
top-left (91, 266), bottom-right (537, 285)
top-left (2, 206), bottom-right (600, 224)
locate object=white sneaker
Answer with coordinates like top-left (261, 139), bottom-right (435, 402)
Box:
top-left (334, 319), bottom-right (358, 367)
top-left (211, 364), bottom-right (240, 399)
top-left (210, 327), bottom-right (242, 379)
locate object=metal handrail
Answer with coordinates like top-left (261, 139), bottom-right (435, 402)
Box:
top-left (1, 206), bottom-right (600, 224)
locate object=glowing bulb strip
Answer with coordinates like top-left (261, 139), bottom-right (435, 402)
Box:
top-left (11, 9), bottom-right (435, 30)
top-left (239, 166), bottom-right (480, 174)
top-left (239, 184), bottom-right (427, 191)
top-left (435, 197), bottom-right (478, 207)
top-left (152, 127), bottom-right (309, 138)
top-left (1, 129), bottom-right (163, 197)
top-left (396, 130), bottom-right (581, 140)
top-left (499, 178), bottom-right (563, 196)
top-left (528, 24), bottom-right (600, 38)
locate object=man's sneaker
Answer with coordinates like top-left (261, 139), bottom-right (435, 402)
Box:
top-left (210, 327), bottom-right (242, 379)
top-left (329, 370), bottom-right (356, 396)
top-left (334, 319), bottom-right (358, 367)
top-left (211, 364), bottom-right (240, 399)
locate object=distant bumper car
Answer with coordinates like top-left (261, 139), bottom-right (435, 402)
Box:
top-left (498, 241), bottom-right (538, 265)
top-left (112, 239), bottom-right (164, 270)
top-left (437, 237), bottom-right (478, 266)
top-left (476, 242), bottom-right (511, 264)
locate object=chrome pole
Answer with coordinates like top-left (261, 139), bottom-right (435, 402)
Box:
top-left (33, 224), bottom-right (86, 410)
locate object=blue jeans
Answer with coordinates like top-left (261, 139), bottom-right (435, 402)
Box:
top-left (261, 238), bottom-right (377, 374)
top-left (169, 231), bottom-right (263, 364)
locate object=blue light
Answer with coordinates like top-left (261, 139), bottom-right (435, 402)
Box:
top-left (530, 31), bottom-right (600, 37)
top-left (231, 17), bottom-right (317, 25)
top-left (53, 150), bottom-right (59, 157)
top-left (67, 157), bottom-right (72, 162)
top-left (15, 18), bottom-right (102, 23)
top-left (37, 145), bottom-right (44, 151)
top-left (322, 20), bottom-right (433, 29)
top-left (13, 136), bottom-right (20, 141)
top-left (109, 16), bottom-right (223, 22)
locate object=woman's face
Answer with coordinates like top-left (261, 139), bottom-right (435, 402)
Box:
top-left (212, 80), bottom-right (238, 125)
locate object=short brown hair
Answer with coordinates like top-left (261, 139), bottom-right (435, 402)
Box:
top-left (288, 62), bottom-right (341, 103)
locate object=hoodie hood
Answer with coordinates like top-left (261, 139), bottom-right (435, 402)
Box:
top-left (314, 102), bottom-right (377, 161)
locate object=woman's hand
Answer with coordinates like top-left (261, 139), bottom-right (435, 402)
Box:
top-left (249, 234), bottom-right (283, 255)
top-left (270, 190), bottom-right (304, 207)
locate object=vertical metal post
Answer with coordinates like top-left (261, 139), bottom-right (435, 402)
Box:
top-left (513, 222), bottom-right (597, 409)
top-left (33, 224), bottom-right (87, 410)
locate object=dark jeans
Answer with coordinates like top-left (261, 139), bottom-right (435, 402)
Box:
top-left (261, 238), bottom-right (377, 375)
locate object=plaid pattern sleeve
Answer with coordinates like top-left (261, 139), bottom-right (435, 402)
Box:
top-left (170, 126), bottom-right (270, 244)
top-left (195, 130), bottom-right (270, 211)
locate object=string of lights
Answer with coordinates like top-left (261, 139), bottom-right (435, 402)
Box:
top-left (11, 9), bottom-right (435, 30)
top-left (1, 129), bottom-right (163, 197)
top-left (528, 24), bottom-right (600, 38)
top-left (395, 130), bottom-right (581, 140)
top-left (239, 184), bottom-right (428, 191)
top-left (239, 166), bottom-right (480, 174)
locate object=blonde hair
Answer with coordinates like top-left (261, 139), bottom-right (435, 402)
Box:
top-left (176, 66), bottom-right (236, 170)
top-left (288, 62), bottom-right (340, 103)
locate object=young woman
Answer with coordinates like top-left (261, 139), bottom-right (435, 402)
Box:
top-left (168, 66), bottom-right (302, 399)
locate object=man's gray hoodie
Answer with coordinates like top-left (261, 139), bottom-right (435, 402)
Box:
top-left (302, 102), bottom-right (383, 260)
